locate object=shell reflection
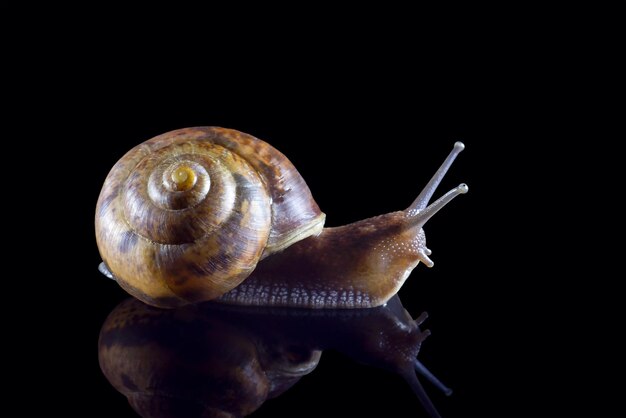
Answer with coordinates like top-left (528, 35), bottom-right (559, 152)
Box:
top-left (98, 296), bottom-right (450, 418)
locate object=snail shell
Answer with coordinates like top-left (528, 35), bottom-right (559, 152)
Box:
top-left (95, 127), bottom-right (325, 308)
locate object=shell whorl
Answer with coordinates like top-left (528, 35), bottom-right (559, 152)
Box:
top-left (95, 127), bottom-right (325, 307)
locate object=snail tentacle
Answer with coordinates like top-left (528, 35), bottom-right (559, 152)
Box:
top-left (408, 141), bottom-right (465, 215)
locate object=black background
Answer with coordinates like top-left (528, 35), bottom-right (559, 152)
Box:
top-left (3, 8), bottom-right (623, 417)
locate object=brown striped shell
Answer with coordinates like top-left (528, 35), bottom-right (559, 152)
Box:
top-left (95, 127), bottom-right (325, 308)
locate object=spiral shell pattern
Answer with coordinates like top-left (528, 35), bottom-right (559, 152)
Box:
top-left (96, 127), bottom-right (325, 307)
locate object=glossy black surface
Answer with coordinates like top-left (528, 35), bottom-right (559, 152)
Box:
top-left (98, 295), bottom-right (446, 418)
top-left (4, 20), bottom-right (623, 416)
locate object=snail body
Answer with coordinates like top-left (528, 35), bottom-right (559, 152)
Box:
top-left (96, 127), bottom-right (467, 308)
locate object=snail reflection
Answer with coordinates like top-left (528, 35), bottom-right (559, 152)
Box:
top-left (99, 295), bottom-right (452, 418)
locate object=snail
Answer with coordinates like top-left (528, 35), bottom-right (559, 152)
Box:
top-left (96, 127), bottom-right (467, 308)
top-left (99, 295), bottom-right (450, 418)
